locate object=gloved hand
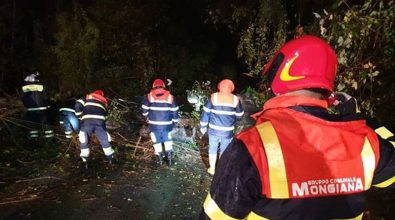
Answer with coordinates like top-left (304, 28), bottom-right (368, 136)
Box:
top-left (200, 127), bottom-right (207, 135)
top-left (333, 92), bottom-right (360, 115)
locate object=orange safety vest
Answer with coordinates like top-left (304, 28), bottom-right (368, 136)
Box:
top-left (86, 93), bottom-right (108, 105)
top-left (239, 104), bottom-right (380, 199)
top-left (210, 92), bottom-right (239, 107)
top-left (148, 88), bottom-right (173, 103)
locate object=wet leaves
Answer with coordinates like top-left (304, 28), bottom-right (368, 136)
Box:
top-left (1, 108), bottom-right (211, 219)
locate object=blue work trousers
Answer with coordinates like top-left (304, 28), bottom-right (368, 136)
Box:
top-left (150, 130), bottom-right (172, 144)
top-left (79, 122), bottom-right (111, 149)
top-left (208, 135), bottom-right (232, 156)
top-left (61, 112), bottom-right (80, 133)
top-left (25, 109), bottom-right (53, 138)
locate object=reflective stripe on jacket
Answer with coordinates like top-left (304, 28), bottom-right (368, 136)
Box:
top-left (142, 88), bottom-right (179, 132)
top-left (77, 93), bottom-right (108, 124)
top-left (201, 96), bottom-right (395, 220)
top-left (251, 108), bottom-right (379, 199)
top-left (22, 82), bottom-right (49, 110)
top-left (200, 92), bottom-right (244, 138)
top-left (59, 98), bottom-right (77, 114)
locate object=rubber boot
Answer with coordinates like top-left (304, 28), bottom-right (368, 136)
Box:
top-left (81, 157), bottom-right (89, 169)
top-left (208, 153), bottom-right (217, 176)
top-left (106, 154), bottom-right (115, 165)
top-left (156, 152), bottom-right (164, 165)
top-left (207, 167), bottom-right (215, 176)
top-left (166, 151), bottom-right (173, 166)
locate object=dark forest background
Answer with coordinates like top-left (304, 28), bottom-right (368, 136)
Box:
top-left (0, 0), bottom-right (394, 129)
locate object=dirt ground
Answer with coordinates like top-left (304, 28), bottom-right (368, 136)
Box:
top-left (2, 137), bottom-right (395, 220)
top-left (0, 98), bottom-right (394, 220)
top-left (0, 136), bottom-right (212, 220)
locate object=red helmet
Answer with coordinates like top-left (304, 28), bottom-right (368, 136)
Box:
top-left (93, 90), bottom-right (104, 96)
top-left (152, 79), bottom-right (165, 88)
top-left (217, 79), bottom-right (235, 93)
top-left (263, 35), bottom-right (338, 95)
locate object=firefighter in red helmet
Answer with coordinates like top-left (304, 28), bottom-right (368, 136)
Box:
top-left (200, 35), bottom-right (395, 219)
top-left (142, 79), bottom-right (179, 166)
top-left (76, 90), bottom-right (114, 168)
top-left (200, 79), bottom-right (244, 175)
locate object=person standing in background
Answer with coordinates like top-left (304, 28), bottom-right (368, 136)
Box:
top-left (76, 90), bottom-right (114, 168)
top-left (21, 71), bottom-right (54, 139)
top-left (59, 96), bottom-right (80, 138)
top-left (142, 79), bottom-right (179, 166)
top-left (199, 79), bottom-right (244, 176)
top-left (200, 35), bottom-right (395, 220)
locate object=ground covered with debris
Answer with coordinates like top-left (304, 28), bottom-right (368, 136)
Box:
top-left (0, 137), bottom-right (211, 220)
top-left (0, 96), bottom-right (212, 220)
top-left (0, 96), bottom-right (394, 220)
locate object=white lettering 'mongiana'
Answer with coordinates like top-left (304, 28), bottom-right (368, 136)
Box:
top-left (291, 178), bottom-right (363, 197)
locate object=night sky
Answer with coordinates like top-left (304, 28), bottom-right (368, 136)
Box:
top-left (0, 0), bottom-right (332, 96)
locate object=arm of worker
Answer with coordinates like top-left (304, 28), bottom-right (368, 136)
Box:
top-left (75, 97), bottom-right (85, 120)
top-left (58, 108), bottom-right (64, 124)
top-left (41, 83), bottom-right (50, 108)
top-left (334, 92), bottom-right (360, 115)
top-left (371, 136), bottom-right (395, 188)
top-left (334, 92), bottom-right (395, 188)
top-left (366, 118), bottom-right (395, 149)
top-left (364, 115), bottom-right (395, 188)
top-left (141, 96), bottom-right (150, 118)
top-left (200, 139), bottom-right (261, 219)
top-left (334, 92), bottom-right (394, 147)
top-left (171, 97), bottom-right (179, 125)
top-left (199, 99), bottom-right (213, 134)
top-left (235, 97), bottom-right (244, 120)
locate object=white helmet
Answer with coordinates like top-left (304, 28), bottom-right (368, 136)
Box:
top-left (24, 72), bottom-right (39, 82)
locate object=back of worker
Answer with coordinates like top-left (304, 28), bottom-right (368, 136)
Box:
top-left (200, 35), bottom-right (395, 219)
top-left (142, 79), bottom-right (179, 166)
top-left (200, 79), bottom-right (244, 175)
top-left (76, 90), bottom-right (114, 167)
top-left (59, 97), bottom-right (80, 138)
top-left (21, 72), bottom-right (53, 139)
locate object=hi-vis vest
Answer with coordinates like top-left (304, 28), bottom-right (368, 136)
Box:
top-left (211, 92), bottom-right (239, 108)
top-left (21, 83), bottom-right (49, 111)
top-left (142, 89), bottom-right (179, 131)
top-left (77, 93), bottom-right (108, 121)
top-left (200, 92), bottom-right (244, 138)
top-left (147, 90), bottom-right (173, 103)
top-left (241, 107), bottom-right (380, 199)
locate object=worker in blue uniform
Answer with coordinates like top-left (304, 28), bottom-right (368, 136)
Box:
top-left (76, 90), bottom-right (114, 168)
top-left (142, 79), bottom-right (179, 166)
top-left (21, 72), bottom-right (54, 139)
top-left (200, 79), bottom-right (244, 175)
top-left (59, 97), bottom-right (80, 138)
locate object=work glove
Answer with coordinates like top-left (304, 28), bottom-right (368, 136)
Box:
top-left (200, 127), bottom-right (207, 135)
top-left (333, 92), bottom-right (360, 115)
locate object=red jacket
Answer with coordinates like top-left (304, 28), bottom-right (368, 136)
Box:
top-left (201, 96), bottom-right (395, 220)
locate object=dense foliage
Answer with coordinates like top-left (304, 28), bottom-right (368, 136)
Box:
top-left (206, 0), bottom-right (288, 76)
top-left (0, 0), bottom-right (238, 97)
top-left (0, 0), bottom-right (394, 128)
top-left (207, 0), bottom-right (395, 128)
top-left (311, 0), bottom-right (395, 125)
